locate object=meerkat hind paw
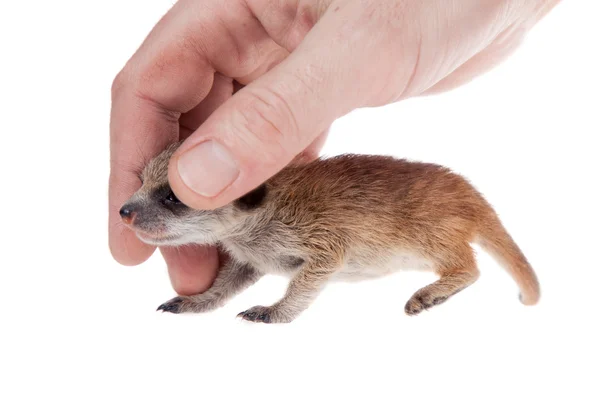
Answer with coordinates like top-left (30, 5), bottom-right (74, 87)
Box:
top-left (404, 293), bottom-right (449, 316)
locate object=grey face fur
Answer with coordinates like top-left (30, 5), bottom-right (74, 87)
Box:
top-left (119, 143), bottom-right (239, 247)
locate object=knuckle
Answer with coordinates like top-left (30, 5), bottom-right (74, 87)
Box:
top-left (111, 62), bottom-right (144, 102)
top-left (218, 25), bottom-right (256, 74)
top-left (111, 67), bottom-right (130, 100)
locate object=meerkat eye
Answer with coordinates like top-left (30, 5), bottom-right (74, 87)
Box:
top-left (165, 190), bottom-right (181, 204)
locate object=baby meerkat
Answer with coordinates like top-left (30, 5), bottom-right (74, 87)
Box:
top-left (120, 142), bottom-right (540, 323)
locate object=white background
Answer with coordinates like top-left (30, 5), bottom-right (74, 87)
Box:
top-left (1, 1), bottom-right (598, 399)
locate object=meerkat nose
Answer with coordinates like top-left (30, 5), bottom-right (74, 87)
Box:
top-left (119, 205), bottom-right (137, 225)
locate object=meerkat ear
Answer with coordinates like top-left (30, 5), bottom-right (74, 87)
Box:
top-left (234, 184), bottom-right (268, 210)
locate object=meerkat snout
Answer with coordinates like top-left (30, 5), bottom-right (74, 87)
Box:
top-left (130, 142), bottom-right (540, 324)
top-left (119, 204), bottom-right (137, 224)
top-left (120, 188), bottom-right (181, 225)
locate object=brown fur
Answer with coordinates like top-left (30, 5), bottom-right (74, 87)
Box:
top-left (253, 155), bottom-right (540, 318)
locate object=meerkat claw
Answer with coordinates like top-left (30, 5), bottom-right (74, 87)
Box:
top-left (157, 297), bottom-right (184, 313)
top-left (237, 306), bottom-right (273, 323)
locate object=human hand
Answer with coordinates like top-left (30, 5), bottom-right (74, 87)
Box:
top-left (109, 0), bottom-right (560, 295)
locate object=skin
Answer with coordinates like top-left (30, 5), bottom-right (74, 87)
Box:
top-left (109, 0), bottom-right (561, 295)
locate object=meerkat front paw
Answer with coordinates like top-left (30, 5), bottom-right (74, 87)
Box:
top-left (157, 297), bottom-right (188, 313)
top-left (237, 305), bottom-right (292, 324)
top-left (157, 296), bottom-right (218, 314)
top-left (404, 292), bottom-right (449, 316)
top-left (237, 306), bottom-right (275, 323)
top-left (157, 293), bottom-right (224, 314)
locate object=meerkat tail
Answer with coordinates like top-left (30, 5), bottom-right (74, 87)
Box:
top-left (476, 214), bottom-right (540, 306)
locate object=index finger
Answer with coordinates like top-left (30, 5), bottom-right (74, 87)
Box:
top-left (108, 7), bottom-right (217, 265)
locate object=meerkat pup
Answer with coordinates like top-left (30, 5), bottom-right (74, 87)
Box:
top-left (119, 142), bottom-right (540, 324)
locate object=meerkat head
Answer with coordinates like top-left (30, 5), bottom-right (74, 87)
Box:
top-left (118, 142), bottom-right (268, 247)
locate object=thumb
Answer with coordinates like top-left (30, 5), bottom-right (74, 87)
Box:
top-left (168, 5), bottom-right (414, 210)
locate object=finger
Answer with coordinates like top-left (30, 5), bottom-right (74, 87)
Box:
top-left (160, 246), bottom-right (219, 295)
top-left (109, 0), bottom-right (287, 265)
top-left (109, 8), bottom-right (216, 265)
top-left (168, 3), bottom-right (418, 209)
